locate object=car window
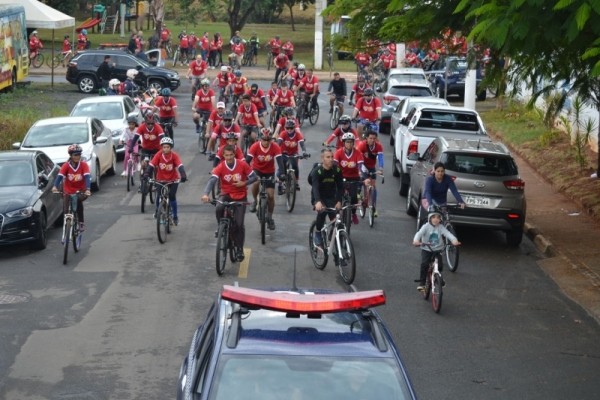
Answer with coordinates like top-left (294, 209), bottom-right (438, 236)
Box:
top-left (416, 110), bottom-right (480, 131)
top-left (422, 141), bottom-right (439, 163)
top-left (21, 124), bottom-right (89, 147)
top-left (114, 54), bottom-right (139, 69)
top-left (72, 101), bottom-right (124, 120)
top-left (388, 74), bottom-right (427, 83)
top-left (395, 99), bottom-right (406, 113)
top-left (0, 160), bottom-right (35, 186)
top-left (389, 86), bottom-right (432, 97)
top-left (444, 153), bottom-right (518, 176)
top-left (36, 153), bottom-right (54, 175)
top-left (92, 119), bottom-right (109, 138)
top-left (124, 97), bottom-right (135, 113)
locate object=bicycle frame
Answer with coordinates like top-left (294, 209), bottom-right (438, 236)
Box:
top-left (321, 208), bottom-right (350, 263)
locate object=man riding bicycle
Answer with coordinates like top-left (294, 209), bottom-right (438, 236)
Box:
top-left (273, 106), bottom-right (300, 138)
top-left (234, 94), bottom-right (262, 146)
top-left (187, 54), bottom-right (209, 100)
top-left (276, 119), bottom-right (308, 194)
top-left (334, 132), bottom-right (367, 225)
top-left (208, 111), bottom-right (241, 160)
top-left (154, 88), bottom-right (179, 140)
top-left (327, 72), bottom-right (347, 114)
top-left (274, 52), bottom-right (290, 84)
top-left (213, 66), bottom-right (234, 102)
top-left (351, 88), bottom-right (381, 139)
top-left (324, 115), bottom-right (358, 149)
top-left (296, 68), bottom-right (320, 113)
top-left (247, 83), bottom-right (269, 127)
top-left (270, 80), bottom-right (296, 124)
top-left (192, 78), bottom-right (215, 134)
top-left (205, 101), bottom-right (227, 154)
top-left (227, 70), bottom-right (249, 104)
top-left (213, 132), bottom-right (245, 167)
top-left (348, 75), bottom-right (370, 106)
top-left (356, 129), bottom-right (384, 217)
top-left (129, 112), bottom-right (165, 180)
top-left (201, 145), bottom-right (257, 262)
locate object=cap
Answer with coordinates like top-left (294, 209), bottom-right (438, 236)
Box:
top-left (217, 101), bottom-right (226, 108)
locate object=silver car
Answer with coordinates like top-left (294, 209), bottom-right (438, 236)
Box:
top-left (380, 81), bottom-right (433, 134)
top-left (13, 116), bottom-right (117, 191)
top-left (406, 137), bottom-right (526, 246)
top-left (389, 96), bottom-right (449, 145)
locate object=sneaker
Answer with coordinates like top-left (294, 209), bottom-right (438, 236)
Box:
top-left (214, 230), bottom-right (218, 238)
top-left (277, 185), bottom-right (284, 195)
top-left (121, 171), bottom-right (127, 177)
top-left (267, 218), bottom-right (275, 230)
top-left (173, 217), bottom-right (179, 226)
top-left (373, 208), bottom-right (378, 218)
top-left (313, 231), bottom-right (323, 247)
top-left (207, 153), bottom-right (216, 161)
top-left (195, 125), bottom-right (200, 134)
top-left (78, 222), bottom-right (85, 232)
top-left (236, 248), bottom-right (245, 262)
top-left (329, 108), bottom-right (332, 113)
top-left (249, 201), bottom-right (257, 213)
top-left (417, 285), bottom-right (426, 292)
top-left (352, 214), bottom-right (359, 225)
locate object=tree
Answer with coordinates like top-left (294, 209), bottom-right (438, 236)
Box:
top-left (226, 0), bottom-right (260, 39)
top-left (278, 0), bottom-right (315, 31)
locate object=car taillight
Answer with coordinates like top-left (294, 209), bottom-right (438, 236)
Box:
top-left (507, 213), bottom-right (521, 219)
top-left (406, 140), bottom-right (418, 156)
top-left (503, 179), bottom-right (525, 190)
top-left (221, 285), bottom-right (386, 313)
top-left (383, 95), bottom-right (397, 105)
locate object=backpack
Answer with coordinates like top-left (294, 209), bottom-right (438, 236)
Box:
top-left (307, 162), bottom-right (321, 185)
top-left (118, 81), bottom-right (127, 95)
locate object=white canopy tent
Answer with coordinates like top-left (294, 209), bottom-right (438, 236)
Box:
top-left (0, 0), bottom-right (75, 86)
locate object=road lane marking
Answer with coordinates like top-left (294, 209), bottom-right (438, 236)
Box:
top-left (238, 247), bottom-right (251, 278)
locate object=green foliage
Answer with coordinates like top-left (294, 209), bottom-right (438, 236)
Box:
top-left (45, 0), bottom-right (78, 15)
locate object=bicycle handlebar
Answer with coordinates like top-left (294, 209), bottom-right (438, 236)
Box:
top-left (209, 199), bottom-right (250, 206)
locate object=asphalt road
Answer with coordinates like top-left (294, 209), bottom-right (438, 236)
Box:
top-left (1, 80), bottom-right (600, 399)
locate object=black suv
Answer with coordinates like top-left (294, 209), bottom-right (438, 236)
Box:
top-left (66, 49), bottom-right (181, 94)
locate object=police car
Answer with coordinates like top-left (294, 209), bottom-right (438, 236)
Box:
top-left (177, 285), bottom-right (418, 399)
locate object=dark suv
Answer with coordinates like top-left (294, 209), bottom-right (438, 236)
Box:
top-left (66, 49), bottom-right (180, 94)
top-left (429, 56), bottom-right (487, 101)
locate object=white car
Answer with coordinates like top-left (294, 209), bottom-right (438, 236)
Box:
top-left (389, 96), bottom-right (450, 145)
top-left (13, 116), bottom-right (117, 191)
top-left (70, 95), bottom-right (142, 157)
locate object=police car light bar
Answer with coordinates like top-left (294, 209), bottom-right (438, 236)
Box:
top-left (221, 285), bottom-right (386, 313)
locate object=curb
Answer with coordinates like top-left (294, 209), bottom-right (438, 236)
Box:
top-left (523, 221), bottom-right (556, 257)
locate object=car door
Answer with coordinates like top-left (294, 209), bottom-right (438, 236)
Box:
top-left (391, 99), bottom-right (406, 134)
top-left (112, 54), bottom-right (140, 82)
top-left (123, 96), bottom-right (142, 124)
top-left (92, 118), bottom-right (112, 173)
top-left (36, 153), bottom-right (61, 224)
top-left (411, 140), bottom-right (438, 199)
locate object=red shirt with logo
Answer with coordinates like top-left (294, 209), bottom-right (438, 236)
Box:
top-left (189, 59), bottom-right (208, 76)
top-left (237, 103), bottom-right (259, 126)
top-left (354, 96), bottom-right (381, 121)
top-left (188, 34), bottom-right (198, 50)
top-left (62, 39), bottom-right (71, 53)
top-left (209, 109), bottom-right (225, 127)
top-left (231, 77), bottom-right (248, 96)
top-left (325, 127), bottom-right (358, 149)
top-left (282, 42), bottom-right (294, 56)
top-left (216, 144), bottom-right (244, 161)
top-left (334, 148), bottom-right (364, 179)
top-left (231, 43), bottom-right (245, 56)
top-left (268, 38), bottom-right (281, 54)
top-left (212, 123), bottom-right (241, 147)
top-left (154, 96), bottom-right (177, 118)
top-left (356, 140), bottom-right (383, 170)
top-left (211, 159), bottom-right (254, 200)
top-left (160, 28), bottom-right (170, 41)
top-left (274, 54), bottom-right (289, 69)
top-left (300, 75), bottom-right (319, 93)
top-left (247, 142), bottom-right (282, 174)
top-left (352, 83), bottom-right (370, 103)
top-left (246, 88), bottom-right (266, 111)
top-left (149, 151), bottom-right (183, 181)
top-left (200, 36), bottom-right (210, 51)
top-left (216, 72), bottom-right (234, 88)
top-left (381, 53), bottom-right (396, 69)
top-left (293, 72), bottom-right (307, 88)
top-left (355, 52), bottom-right (371, 67)
top-left (194, 88), bottom-right (215, 111)
top-left (137, 123), bottom-right (165, 151)
top-left (273, 88), bottom-right (295, 107)
top-left (278, 130), bottom-right (304, 155)
top-left (266, 88), bottom-right (278, 103)
top-left (58, 161), bottom-right (90, 194)
top-left (179, 34), bottom-right (189, 48)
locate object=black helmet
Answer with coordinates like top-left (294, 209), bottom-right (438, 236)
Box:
top-left (284, 107), bottom-right (295, 116)
top-left (364, 88), bottom-right (374, 96)
top-left (284, 119), bottom-right (296, 129)
top-left (126, 115), bottom-right (138, 125)
top-left (222, 110), bottom-right (233, 120)
top-left (339, 115), bottom-right (352, 124)
top-left (225, 132), bottom-right (238, 140)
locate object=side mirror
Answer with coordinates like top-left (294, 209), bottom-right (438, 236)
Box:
top-left (408, 153), bottom-right (420, 161)
top-left (96, 136), bottom-right (109, 144)
top-left (400, 117), bottom-right (408, 126)
top-left (12, 142), bottom-right (22, 149)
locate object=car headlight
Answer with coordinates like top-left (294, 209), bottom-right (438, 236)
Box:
top-left (168, 73), bottom-right (178, 79)
top-left (6, 206), bottom-right (34, 218)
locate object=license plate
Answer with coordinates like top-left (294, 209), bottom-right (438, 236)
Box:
top-left (464, 196), bottom-right (490, 207)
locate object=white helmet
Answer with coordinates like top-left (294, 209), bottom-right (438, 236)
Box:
top-left (220, 65), bottom-right (229, 72)
top-left (126, 69), bottom-right (139, 79)
top-left (341, 132), bottom-right (355, 142)
top-left (109, 78), bottom-right (120, 87)
top-left (160, 136), bottom-right (174, 147)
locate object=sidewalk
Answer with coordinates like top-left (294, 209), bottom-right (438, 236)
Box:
top-left (29, 66), bottom-right (600, 324)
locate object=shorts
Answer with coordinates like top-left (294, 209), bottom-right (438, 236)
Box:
top-left (254, 170), bottom-right (276, 189)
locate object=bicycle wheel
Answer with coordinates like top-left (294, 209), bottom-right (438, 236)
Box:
top-left (285, 172), bottom-right (296, 212)
top-left (309, 102), bottom-right (319, 125)
top-left (267, 52), bottom-right (272, 70)
top-left (329, 105), bottom-right (339, 130)
top-left (166, 202), bottom-right (172, 234)
top-left (72, 215), bottom-right (81, 253)
top-left (309, 221), bottom-right (328, 270)
top-left (422, 271), bottom-right (432, 300)
top-left (297, 102), bottom-right (305, 127)
top-left (140, 179), bottom-right (148, 213)
top-left (445, 225), bottom-right (460, 272)
top-left (337, 230), bottom-right (356, 284)
top-left (259, 198), bottom-right (266, 245)
top-left (216, 222), bottom-right (229, 275)
top-left (368, 187), bottom-right (375, 228)
top-left (149, 182), bottom-right (156, 204)
top-left (126, 161), bottom-right (133, 192)
top-left (157, 202), bottom-right (168, 243)
top-left (211, 179), bottom-right (221, 200)
top-left (431, 273), bottom-right (443, 313)
top-left (342, 205), bottom-right (352, 235)
top-left (62, 219), bottom-right (71, 265)
top-left (31, 54), bottom-right (44, 68)
top-left (358, 191), bottom-right (365, 218)
top-left (46, 54), bottom-right (60, 69)
top-left (172, 49), bottom-right (179, 67)
top-left (199, 123), bottom-right (208, 153)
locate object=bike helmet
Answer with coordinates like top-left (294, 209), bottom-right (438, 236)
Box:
top-left (126, 69), bottom-right (139, 79)
top-left (64, 35), bottom-right (69, 39)
top-left (81, 29), bottom-right (87, 35)
top-left (126, 115), bottom-right (138, 125)
top-left (222, 111), bottom-right (233, 125)
top-left (339, 115), bottom-right (352, 124)
top-left (109, 78), bottom-right (121, 87)
top-left (293, 61), bottom-right (299, 68)
top-left (260, 127), bottom-right (273, 140)
top-left (428, 210), bottom-right (442, 222)
top-left (161, 88), bottom-right (171, 96)
top-left (68, 144), bottom-right (83, 155)
top-left (284, 119), bottom-right (296, 129)
top-left (221, 65), bottom-right (229, 72)
top-left (357, 75), bottom-right (365, 82)
top-left (341, 132), bottom-right (355, 142)
top-left (144, 112), bottom-right (156, 124)
top-left (284, 107), bottom-right (295, 116)
top-left (216, 101), bottom-right (226, 109)
top-left (160, 136), bottom-right (174, 147)
top-left (363, 88), bottom-right (374, 96)
top-left (297, 63), bottom-right (305, 70)
top-left (234, 69), bottom-right (242, 77)
top-left (251, 83), bottom-right (258, 92)
top-left (225, 132), bottom-right (238, 140)
top-left (32, 30), bottom-right (38, 36)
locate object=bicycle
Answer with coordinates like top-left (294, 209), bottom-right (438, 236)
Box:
top-left (159, 120), bottom-right (175, 141)
top-left (190, 77), bottom-right (201, 101)
top-left (265, 45), bottom-right (273, 70)
top-left (240, 125), bottom-right (258, 156)
top-left (270, 105), bottom-right (284, 131)
top-left (356, 118), bottom-right (379, 139)
top-left (341, 180), bottom-right (362, 235)
top-left (328, 94), bottom-right (344, 130)
top-left (309, 205), bottom-right (356, 284)
top-left (125, 151), bottom-right (140, 192)
top-left (150, 179), bottom-right (179, 244)
top-left (29, 50), bottom-right (44, 69)
top-left (432, 204), bottom-right (460, 272)
top-left (255, 176), bottom-right (274, 245)
top-left (55, 191), bottom-right (86, 265)
top-left (296, 92), bottom-right (307, 127)
top-left (417, 243), bottom-right (447, 314)
top-left (307, 95), bottom-right (320, 125)
top-left (172, 46), bottom-right (188, 67)
top-left (139, 154), bottom-right (156, 213)
top-left (210, 199), bottom-right (248, 275)
top-left (279, 153), bottom-right (310, 212)
top-left (358, 172), bottom-right (384, 228)
top-left (47, 49), bottom-right (76, 68)
top-left (242, 46), bottom-right (255, 67)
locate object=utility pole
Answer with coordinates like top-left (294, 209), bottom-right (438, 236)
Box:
top-left (314, 0), bottom-right (326, 70)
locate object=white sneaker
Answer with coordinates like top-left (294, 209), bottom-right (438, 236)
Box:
top-left (591, 172), bottom-right (598, 179)
top-left (121, 171), bottom-right (127, 177)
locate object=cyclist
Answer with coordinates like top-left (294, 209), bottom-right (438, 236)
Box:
top-left (201, 145), bottom-right (257, 262)
top-left (129, 111), bottom-right (165, 179)
top-left (247, 83), bottom-right (268, 127)
top-left (51, 144), bottom-right (92, 231)
top-left (123, 69), bottom-right (140, 97)
top-left (356, 129), bottom-right (384, 217)
top-left (213, 65), bottom-right (233, 102)
top-left (61, 35), bottom-right (73, 66)
top-left (423, 161), bottom-right (466, 210)
top-left (144, 137), bottom-right (188, 225)
top-left (267, 35), bottom-right (282, 58)
top-left (159, 24), bottom-right (171, 50)
top-left (187, 54), bottom-right (209, 100)
top-left (248, 32), bottom-right (260, 65)
top-left (271, 80), bottom-right (296, 124)
top-left (273, 106), bottom-right (300, 138)
top-left (208, 111), bottom-right (241, 160)
top-left (309, 148), bottom-right (344, 246)
top-left (266, 81), bottom-right (279, 113)
top-left (348, 75), bottom-right (370, 106)
top-left (235, 94), bottom-right (262, 146)
top-left (334, 132), bottom-right (366, 225)
top-left (273, 52), bottom-right (290, 85)
top-left (154, 88), bottom-right (179, 140)
top-left (292, 63), bottom-right (307, 92)
top-left (213, 132), bottom-right (245, 167)
top-left (324, 114), bottom-right (358, 150)
top-left (282, 39), bottom-right (294, 61)
top-left (192, 78), bottom-right (215, 134)
top-left (227, 70), bottom-right (249, 106)
top-left (106, 78), bottom-right (121, 95)
top-left (119, 115), bottom-right (139, 176)
top-left (276, 119), bottom-right (308, 194)
top-left (77, 29), bottom-right (89, 50)
top-left (354, 50), bottom-right (372, 77)
top-left (351, 88), bottom-right (381, 138)
top-left (205, 101), bottom-right (227, 154)
top-left (297, 68), bottom-right (320, 115)
top-left (229, 38), bottom-right (245, 67)
top-left (282, 61), bottom-right (298, 88)
top-left (178, 30), bottom-right (190, 65)
top-left (327, 72), bottom-right (347, 114)
top-left (413, 210), bottom-right (460, 291)
top-left (373, 47), bottom-right (396, 77)
top-left (246, 128), bottom-right (285, 230)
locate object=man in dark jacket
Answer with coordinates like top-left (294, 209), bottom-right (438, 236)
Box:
top-left (96, 55), bottom-right (115, 89)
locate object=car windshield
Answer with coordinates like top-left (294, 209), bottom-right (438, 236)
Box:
top-left (389, 86), bottom-right (432, 97)
top-left (416, 110), bottom-right (480, 132)
top-left (389, 74), bottom-right (427, 83)
top-left (21, 123), bottom-right (89, 147)
top-left (208, 355), bottom-right (413, 400)
top-left (0, 160), bottom-right (34, 186)
top-left (71, 102), bottom-right (124, 120)
top-left (444, 153), bottom-right (518, 176)
top-left (448, 59), bottom-right (468, 73)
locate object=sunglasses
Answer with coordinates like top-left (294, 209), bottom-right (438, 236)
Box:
top-left (285, 127), bottom-right (295, 130)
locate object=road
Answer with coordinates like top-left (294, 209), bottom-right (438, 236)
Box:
top-left (1, 80), bottom-right (600, 399)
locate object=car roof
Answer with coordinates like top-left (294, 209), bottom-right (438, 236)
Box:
top-left (406, 96), bottom-right (448, 105)
top-left (74, 96), bottom-right (129, 105)
top-left (32, 116), bottom-right (91, 126)
top-left (0, 150), bottom-right (39, 161)
top-left (75, 49), bottom-right (133, 56)
top-left (388, 67), bottom-right (426, 75)
top-left (414, 104), bottom-right (480, 114)
top-left (437, 137), bottom-right (509, 155)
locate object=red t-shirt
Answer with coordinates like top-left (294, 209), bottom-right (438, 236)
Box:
top-left (189, 59), bottom-right (208, 76)
top-left (237, 103), bottom-right (259, 126)
top-left (154, 96), bottom-right (177, 118)
top-left (352, 83), bottom-right (370, 103)
top-left (149, 151), bottom-right (183, 182)
top-left (62, 39), bottom-right (71, 53)
top-left (356, 140), bottom-right (383, 170)
top-left (274, 54), bottom-right (289, 69)
top-left (137, 123), bottom-right (165, 151)
top-left (334, 148), bottom-right (364, 179)
top-left (266, 88), bottom-right (278, 103)
top-left (211, 159), bottom-right (253, 200)
top-left (59, 161), bottom-right (90, 194)
top-left (277, 130), bottom-right (304, 155)
top-left (247, 142), bottom-right (282, 174)
top-left (268, 38), bottom-right (281, 54)
top-left (293, 72), bottom-right (306, 88)
top-left (160, 29), bottom-right (170, 41)
top-left (282, 42), bottom-right (294, 56)
top-left (355, 52), bottom-right (371, 67)
top-left (381, 53), bottom-right (396, 69)
top-left (200, 36), bottom-right (210, 51)
top-left (246, 89), bottom-right (266, 111)
top-left (208, 109), bottom-right (224, 126)
top-left (325, 127), bottom-right (358, 149)
top-left (231, 43), bottom-right (244, 56)
top-left (300, 75), bottom-right (319, 93)
top-left (354, 97), bottom-right (381, 121)
top-left (274, 89), bottom-right (294, 107)
top-left (216, 72), bottom-right (234, 88)
top-left (212, 123), bottom-right (241, 147)
top-left (194, 88), bottom-right (215, 111)
top-left (179, 35), bottom-right (189, 48)
top-left (216, 144), bottom-right (244, 161)
top-left (276, 116), bottom-right (300, 130)
top-left (188, 34), bottom-right (198, 49)
top-left (231, 77), bottom-right (248, 96)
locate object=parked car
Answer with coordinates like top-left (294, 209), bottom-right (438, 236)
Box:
top-left (380, 82), bottom-right (433, 134)
top-left (70, 95), bottom-right (142, 157)
top-left (176, 285), bottom-right (418, 400)
top-left (406, 137), bottom-right (526, 246)
top-left (378, 67), bottom-right (429, 93)
top-left (13, 116), bottom-right (117, 191)
top-left (428, 56), bottom-right (487, 101)
top-left (66, 49), bottom-right (180, 94)
top-left (0, 150), bottom-right (62, 250)
top-left (389, 96), bottom-right (449, 145)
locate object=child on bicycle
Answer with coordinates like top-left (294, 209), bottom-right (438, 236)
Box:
top-left (413, 210), bottom-right (460, 291)
top-left (51, 144), bottom-right (92, 231)
top-left (144, 137), bottom-right (187, 226)
top-left (119, 115), bottom-right (140, 176)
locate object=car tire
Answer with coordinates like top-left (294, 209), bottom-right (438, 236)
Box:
top-left (91, 161), bottom-right (101, 192)
top-left (148, 79), bottom-right (164, 92)
top-left (77, 75), bottom-right (96, 93)
top-left (506, 229), bottom-right (523, 246)
top-left (107, 149), bottom-right (117, 176)
top-left (399, 170), bottom-right (409, 196)
top-left (390, 132), bottom-right (394, 146)
top-left (416, 200), bottom-right (426, 232)
top-left (406, 186), bottom-right (417, 216)
top-left (32, 211), bottom-right (48, 250)
top-left (392, 152), bottom-right (400, 177)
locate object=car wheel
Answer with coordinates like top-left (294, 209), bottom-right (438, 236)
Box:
top-left (107, 149), bottom-right (117, 176)
top-left (149, 79), bottom-right (164, 92)
top-left (91, 161), bottom-right (101, 191)
top-left (399, 167), bottom-right (409, 196)
top-left (77, 75), bottom-right (96, 93)
top-left (392, 152), bottom-right (400, 177)
top-left (506, 229), bottom-right (523, 246)
top-left (32, 211), bottom-right (48, 250)
top-left (406, 186), bottom-right (417, 216)
top-left (389, 130), bottom-right (395, 146)
top-left (416, 200), bottom-right (426, 231)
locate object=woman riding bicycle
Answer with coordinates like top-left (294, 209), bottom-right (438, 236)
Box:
top-left (51, 144), bottom-right (91, 231)
top-left (423, 161), bottom-right (466, 210)
top-left (119, 115), bottom-right (139, 176)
